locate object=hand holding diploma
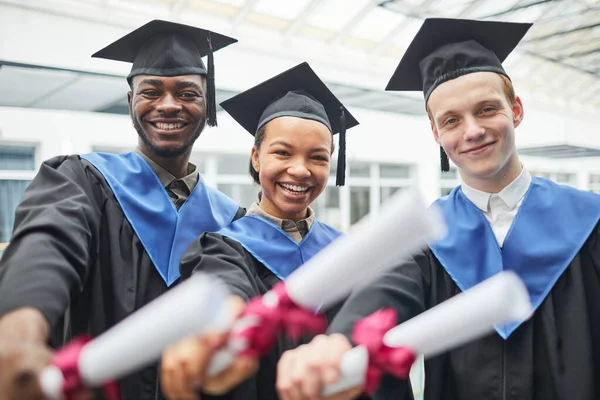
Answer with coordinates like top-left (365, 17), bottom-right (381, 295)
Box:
top-left (276, 270), bottom-right (532, 399)
top-left (39, 273), bottom-right (231, 400)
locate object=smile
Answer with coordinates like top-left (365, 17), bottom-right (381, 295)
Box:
top-left (463, 141), bottom-right (496, 154)
top-left (148, 121), bottom-right (188, 131)
top-left (278, 183), bottom-right (309, 193)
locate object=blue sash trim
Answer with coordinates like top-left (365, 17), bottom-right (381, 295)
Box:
top-left (217, 214), bottom-right (342, 279)
top-left (82, 152), bottom-right (239, 286)
top-left (430, 178), bottom-right (600, 338)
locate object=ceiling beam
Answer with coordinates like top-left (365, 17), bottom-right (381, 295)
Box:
top-left (330, 0), bottom-right (379, 46)
top-left (284, 0), bottom-right (321, 37)
top-left (232, 0), bottom-right (260, 25)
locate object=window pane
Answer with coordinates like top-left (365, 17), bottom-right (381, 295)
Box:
top-left (217, 154), bottom-right (249, 175)
top-left (380, 186), bottom-right (402, 203)
top-left (350, 186), bottom-right (370, 225)
top-left (0, 147), bottom-right (35, 170)
top-left (349, 162), bottom-right (370, 178)
top-left (380, 164), bottom-right (410, 179)
top-left (0, 180), bottom-right (31, 242)
top-left (441, 187), bottom-right (454, 196)
top-left (556, 173), bottom-right (576, 184)
top-left (313, 186), bottom-right (341, 230)
top-left (217, 183), bottom-right (260, 209)
top-left (440, 168), bottom-right (458, 180)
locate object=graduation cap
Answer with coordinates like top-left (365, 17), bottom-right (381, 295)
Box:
top-left (385, 18), bottom-right (532, 171)
top-left (92, 20), bottom-right (238, 127)
top-left (220, 62), bottom-right (359, 186)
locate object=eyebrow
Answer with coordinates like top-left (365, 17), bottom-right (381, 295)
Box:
top-left (269, 141), bottom-right (330, 153)
top-left (136, 79), bottom-right (204, 93)
top-left (436, 98), bottom-right (504, 122)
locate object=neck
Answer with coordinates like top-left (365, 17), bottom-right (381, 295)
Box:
top-left (461, 154), bottom-right (522, 194)
top-left (140, 147), bottom-right (191, 178)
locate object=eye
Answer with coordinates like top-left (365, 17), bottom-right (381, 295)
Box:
top-left (480, 106), bottom-right (497, 114)
top-left (140, 90), bottom-right (159, 98)
top-left (180, 92), bottom-right (200, 99)
top-left (443, 117), bottom-right (458, 126)
top-left (275, 150), bottom-right (290, 156)
top-left (312, 155), bottom-right (329, 161)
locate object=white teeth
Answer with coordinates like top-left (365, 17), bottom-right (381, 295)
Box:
top-left (280, 183), bottom-right (309, 193)
top-left (155, 122), bottom-right (184, 130)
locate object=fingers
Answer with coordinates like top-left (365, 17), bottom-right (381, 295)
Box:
top-left (0, 340), bottom-right (53, 400)
top-left (276, 334), bottom-right (357, 400)
top-left (201, 355), bottom-right (258, 394)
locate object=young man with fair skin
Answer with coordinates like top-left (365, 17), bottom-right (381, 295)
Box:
top-left (0, 20), bottom-right (242, 400)
top-left (275, 18), bottom-right (600, 400)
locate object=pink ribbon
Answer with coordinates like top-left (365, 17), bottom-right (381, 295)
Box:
top-left (351, 308), bottom-right (416, 395)
top-left (51, 335), bottom-right (120, 400)
top-left (236, 283), bottom-right (327, 358)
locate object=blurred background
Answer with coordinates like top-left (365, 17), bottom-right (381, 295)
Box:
top-left (0, 0), bottom-right (599, 243)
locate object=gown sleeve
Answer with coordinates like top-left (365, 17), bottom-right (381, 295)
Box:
top-left (326, 249), bottom-right (431, 400)
top-left (0, 155), bottom-right (102, 329)
top-left (180, 232), bottom-right (262, 301)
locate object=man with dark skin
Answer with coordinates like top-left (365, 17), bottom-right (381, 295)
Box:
top-left (0, 20), bottom-right (242, 400)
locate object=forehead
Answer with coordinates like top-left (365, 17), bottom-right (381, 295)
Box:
top-left (264, 116), bottom-right (332, 143)
top-left (131, 74), bottom-right (205, 87)
top-left (427, 72), bottom-right (506, 115)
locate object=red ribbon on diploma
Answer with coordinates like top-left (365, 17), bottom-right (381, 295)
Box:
top-left (52, 336), bottom-right (120, 400)
top-left (236, 283), bottom-right (327, 358)
top-left (352, 308), bottom-right (416, 395)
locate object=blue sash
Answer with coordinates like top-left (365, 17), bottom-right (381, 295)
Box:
top-left (218, 214), bottom-right (342, 279)
top-left (82, 152), bottom-right (239, 286)
top-left (430, 178), bottom-right (600, 338)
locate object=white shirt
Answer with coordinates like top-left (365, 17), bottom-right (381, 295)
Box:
top-left (461, 168), bottom-right (532, 247)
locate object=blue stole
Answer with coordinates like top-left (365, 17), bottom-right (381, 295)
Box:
top-left (82, 152), bottom-right (239, 286)
top-left (430, 177), bottom-right (600, 338)
top-left (217, 214), bottom-right (342, 280)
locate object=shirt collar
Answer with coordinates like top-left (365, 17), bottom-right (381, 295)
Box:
top-left (461, 167), bottom-right (532, 212)
top-left (135, 147), bottom-right (198, 192)
top-left (247, 202), bottom-right (315, 230)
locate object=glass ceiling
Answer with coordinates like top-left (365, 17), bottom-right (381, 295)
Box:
top-left (1, 0), bottom-right (599, 111)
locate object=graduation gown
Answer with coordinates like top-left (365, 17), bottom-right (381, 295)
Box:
top-left (0, 153), bottom-right (243, 400)
top-left (180, 213), bottom-right (351, 400)
top-left (329, 178), bottom-right (600, 400)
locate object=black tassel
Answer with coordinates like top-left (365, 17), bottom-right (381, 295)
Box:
top-left (440, 146), bottom-right (450, 172)
top-left (335, 106), bottom-right (347, 186)
top-left (206, 32), bottom-right (217, 127)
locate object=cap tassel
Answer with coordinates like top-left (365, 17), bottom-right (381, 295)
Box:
top-left (335, 106), bottom-right (347, 186)
top-left (440, 147), bottom-right (450, 172)
top-left (206, 32), bottom-right (217, 127)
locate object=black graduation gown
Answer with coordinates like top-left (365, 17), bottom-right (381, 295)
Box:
top-left (180, 232), bottom-right (355, 400)
top-left (328, 221), bottom-right (600, 400)
top-left (0, 155), bottom-right (244, 400)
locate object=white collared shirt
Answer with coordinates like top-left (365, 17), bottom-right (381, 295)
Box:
top-left (461, 168), bottom-right (532, 247)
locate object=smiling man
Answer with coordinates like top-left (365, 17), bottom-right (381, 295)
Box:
top-left (274, 19), bottom-right (600, 400)
top-left (0, 20), bottom-right (243, 400)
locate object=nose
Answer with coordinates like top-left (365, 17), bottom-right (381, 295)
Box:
top-left (155, 93), bottom-right (183, 114)
top-left (287, 158), bottom-right (311, 179)
top-left (463, 116), bottom-right (486, 141)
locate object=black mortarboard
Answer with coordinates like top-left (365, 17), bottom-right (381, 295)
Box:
top-left (92, 20), bottom-right (237, 127)
top-left (385, 18), bottom-right (532, 171)
top-left (220, 62), bottom-right (359, 186)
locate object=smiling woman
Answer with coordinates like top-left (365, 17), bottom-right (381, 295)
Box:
top-left (159, 62), bottom-right (361, 400)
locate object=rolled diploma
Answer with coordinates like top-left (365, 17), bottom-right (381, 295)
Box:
top-left (41, 273), bottom-right (232, 399)
top-left (322, 270), bottom-right (532, 395)
top-left (208, 189), bottom-right (446, 375)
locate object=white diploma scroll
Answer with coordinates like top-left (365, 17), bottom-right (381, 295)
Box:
top-left (41, 273), bottom-right (232, 400)
top-left (208, 189), bottom-right (446, 376)
top-left (322, 270), bottom-right (533, 396)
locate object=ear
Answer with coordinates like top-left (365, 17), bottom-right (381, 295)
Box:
top-left (251, 147), bottom-right (260, 172)
top-left (512, 96), bottom-right (524, 128)
top-left (431, 121), bottom-right (441, 144)
top-left (127, 91), bottom-right (133, 115)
